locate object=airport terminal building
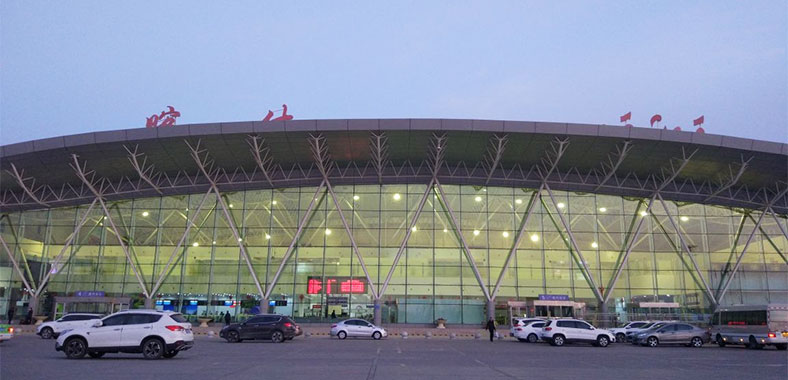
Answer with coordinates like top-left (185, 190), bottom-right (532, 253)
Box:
top-left (1, 119), bottom-right (786, 326)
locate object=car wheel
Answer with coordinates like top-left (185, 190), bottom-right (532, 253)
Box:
top-left (226, 330), bottom-right (240, 343)
top-left (163, 350), bottom-right (179, 358)
top-left (337, 331), bottom-right (347, 340)
top-left (716, 334), bottom-right (725, 347)
top-left (616, 333), bottom-right (626, 343)
top-left (88, 351), bottom-right (105, 359)
top-left (271, 330), bottom-right (284, 343)
top-left (552, 335), bottom-right (565, 346)
top-left (748, 336), bottom-right (763, 350)
top-left (64, 337), bottom-right (88, 359)
top-left (372, 331), bottom-right (382, 340)
top-left (527, 334), bottom-right (538, 343)
top-left (40, 327), bottom-right (54, 340)
top-left (597, 335), bottom-right (610, 347)
top-left (647, 336), bottom-right (659, 347)
top-left (690, 337), bottom-right (703, 348)
top-left (142, 338), bottom-right (165, 359)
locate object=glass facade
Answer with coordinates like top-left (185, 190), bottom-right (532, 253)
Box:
top-left (1, 184), bottom-right (786, 324)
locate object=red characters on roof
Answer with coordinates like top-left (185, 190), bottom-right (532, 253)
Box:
top-left (263, 104), bottom-right (294, 122)
top-left (146, 106), bottom-right (181, 128)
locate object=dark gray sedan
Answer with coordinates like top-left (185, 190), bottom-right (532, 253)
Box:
top-left (632, 323), bottom-right (710, 348)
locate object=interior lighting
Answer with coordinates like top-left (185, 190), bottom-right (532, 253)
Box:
top-left (237, 238), bottom-right (243, 242)
top-left (411, 226), bottom-right (418, 232)
top-left (265, 234), bottom-right (271, 240)
top-left (502, 231), bottom-right (510, 238)
top-left (591, 242), bottom-right (598, 249)
top-left (557, 203), bottom-right (566, 209)
top-left (473, 230), bottom-right (480, 236)
top-left (443, 228), bottom-right (448, 233)
top-left (393, 193), bottom-right (401, 201)
top-left (141, 211), bottom-right (149, 217)
top-left (515, 199), bottom-right (523, 205)
top-left (640, 210), bottom-right (649, 217)
top-left (272, 200), bottom-right (277, 205)
top-left (192, 242), bottom-right (199, 247)
top-left (229, 204), bottom-right (234, 208)
top-left (598, 207), bottom-right (607, 213)
top-left (530, 234), bottom-right (539, 242)
top-left (325, 229), bottom-right (332, 235)
top-left (353, 195), bottom-right (360, 201)
top-left (474, 196), bottom-right (482, 202)
top-left (680, 216), bottom-right (689, 222)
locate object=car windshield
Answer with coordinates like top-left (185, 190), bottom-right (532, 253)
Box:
top-left (169, 313), bottom-right (188, 323)
top-left (639, 322), bottom-right (655, 329)
top-left (629, 322), bottom-right (646, 328)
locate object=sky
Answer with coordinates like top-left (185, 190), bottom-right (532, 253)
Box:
top-left (1, 1), bottom-right (786, 144)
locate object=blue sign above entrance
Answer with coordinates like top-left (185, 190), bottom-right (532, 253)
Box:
top-left (538, 294), bottom-right (569, 301)
top-left (75, 291), bottom-right (105, 297)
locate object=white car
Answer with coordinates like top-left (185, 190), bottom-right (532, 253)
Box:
top-left (37, 313), bottom-right (103, 339)
top-left (608, 321), bottom-right (650, 343)
top-left (509, 318), bottom-right (545, 337)
top-left (541, 318), bottom-right (615, 347)
top-left (513, 320), bottom-right (547, 343)
top-left (56, 310), bottom-right (193, 359)
top-left (330, 319), bottom-right (388, 340)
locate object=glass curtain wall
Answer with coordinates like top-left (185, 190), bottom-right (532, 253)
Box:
top-left (1, 185), bottom-right (786, 323)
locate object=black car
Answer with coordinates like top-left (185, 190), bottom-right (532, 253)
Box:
top-left (220, 314), bottom-right (300, 343)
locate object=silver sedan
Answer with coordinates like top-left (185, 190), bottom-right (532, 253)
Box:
top-left (633, 323), bottom-right (710, 347)
top-left (330, 319), bottom-right (388, 340)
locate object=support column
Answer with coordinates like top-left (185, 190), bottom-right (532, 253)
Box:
top-left (373, 298), bottom-right (382, 326)
top-left (260, 297), bottom-right (269, 314)
top-left (597, 299), bottom-right (611, 328)
top-left (486, 299), bottom-right (496, 322)
top-left (144, 297), bottom-right (154, 309)
top-left (29, 295), bottom-right (39, 317)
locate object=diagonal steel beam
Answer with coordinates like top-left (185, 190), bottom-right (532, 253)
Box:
top-left (0, 223), bottom-right (34, 293)
top-left (70, 154), bottom-right (151, 298)
top-left (379, 133), bottom-right (446, 298)
top-left (655, 147), bottom-right (697, 193)
top-left (246, 135), bottom-right (276, 187)
top-left (602, 197), bottom-right (656, 303)
top-left (149, 187), bottom-right (214, 296)
top-left (124, 145), bottom-right (163, 195)
top-left (594, 141), bottom-right (632, 191)
top-left (538, 137), bottom-right (569, 182)
top-left (434, 179), bottom-right (492, 301)
top-left (717, 210), bottom-right (767, 303)
top-left (491, 187), bottom-right (540, 299)
top-left (369, 132), bottom-right (389, 185)
top-left (713, 213), bottom-right (748, 298)
top-left (309, 134), bottom-right (379, 299)
top-left (7, 163), bottom-right (49, 207)
top-left (264, 182), bottom-right (325, 299)
top-left (483, 134), bottom-right (508, 185)
top-left (767, 207), bottom-right (788, 240)
top-left (543, 183), bottom-right (604, 302)
top-left (34, 199), bottom-right (98, 296)
top-left (656, 193), bottom-right (716, 305)
top-left (704, 156), bottom-right (751, 202)
top-left (185, 140), bottom-right (266, 300)
top-left (751, 212), bottom-right (788, 264)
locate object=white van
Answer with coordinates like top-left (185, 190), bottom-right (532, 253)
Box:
top-left (710, 304), bottom-right (788, 350)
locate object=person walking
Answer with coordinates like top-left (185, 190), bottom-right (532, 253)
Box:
top-left (6, 306), bottom-right (14, 324)
top-left (25, 308), bottom-right (33, 325)
top-left (486, 318), bottom-right (496, 342)
top-left (224, 310), bottom-right (231, 326)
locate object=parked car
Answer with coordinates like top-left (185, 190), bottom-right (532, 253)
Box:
top-left (608, 321), bottom-right (649, 343)
top-left (710, 304), bottom-right (788, 350)
top-left (625, 321), bottom-right (673, 343)
top-left (330, 319), bottom-right (388, 340)
top-left (541, 318), bottom-right (615, 347)
top-left (55, 310), bottom-right (193, 359)
top-left (220, 314), bottom-right (300, 343)
top-left (513, 320), bottom-right (547, 343)
top-left (632, 322), bottom-right (709, 348)
top-left (509, 318), bottom-right (545, 337)
top-left (0, 324), bottom-right (13, 342)
top-left (37, 313), bottom-right (103, 339)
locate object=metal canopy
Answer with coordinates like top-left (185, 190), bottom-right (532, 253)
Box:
top-left (1, 119), bottom-right (786, 214)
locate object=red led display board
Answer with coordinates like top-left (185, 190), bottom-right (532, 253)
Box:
top-left (307, 276), bottom-right (366, 294)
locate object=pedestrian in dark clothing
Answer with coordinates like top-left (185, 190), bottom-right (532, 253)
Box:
top-left (330, 310), bottom-right (336, 319)
top-left (6, 306), bottom-right (14, 324)
top-left (224, 311), bottom-right (231, 325)
top-left (25, 308), bottom-right (33, 325)
top-left (486, 318), bottom-right (496, 342)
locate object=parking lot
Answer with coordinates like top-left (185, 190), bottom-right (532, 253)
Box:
top-left (2, 334), bottom-right (786, 380)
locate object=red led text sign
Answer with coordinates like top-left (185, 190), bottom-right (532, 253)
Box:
top-left (307, 276), bottom-right (366, 294)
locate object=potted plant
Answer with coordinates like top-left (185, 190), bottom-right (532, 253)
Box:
top-left (435, 317), bottom-right (447, 329)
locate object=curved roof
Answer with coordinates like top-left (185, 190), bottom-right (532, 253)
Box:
top-left (1, 119), bottom-right (786, 213)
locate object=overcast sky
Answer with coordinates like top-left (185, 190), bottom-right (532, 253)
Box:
top-left (1, 1), bottom-right (786, 145)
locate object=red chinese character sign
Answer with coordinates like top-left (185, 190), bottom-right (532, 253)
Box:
top-left (617, 112), bottom-right (705, 133)
top-left (146, 106), bottom-right (181, 128)
top-left (306, 276), bottom-right (366, 294)
top-left (263, 104), bottom-right (294, 122)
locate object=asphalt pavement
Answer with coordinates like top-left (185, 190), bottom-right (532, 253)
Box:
top-left (1, 334), bottom-right (786, 380)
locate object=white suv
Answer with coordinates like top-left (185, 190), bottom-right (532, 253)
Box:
top-left (37, 313), bottom-right (103, 339)
top-left (509, 318), bottom-right (545, 337)
top-left (513, 320), bottom-right (547, 343)
top-left (56, 310), bottom-right (193, 359)
top-left (541, 319), bottom-right (615, 347)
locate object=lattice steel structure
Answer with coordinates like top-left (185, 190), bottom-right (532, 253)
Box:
top-left (0, 119), bottom-right (786, 325)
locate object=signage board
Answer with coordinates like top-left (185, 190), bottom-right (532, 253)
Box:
top-left (538, 294), bottom-right (569, 301)
top-left (75, 291), bottom-right (105, 297)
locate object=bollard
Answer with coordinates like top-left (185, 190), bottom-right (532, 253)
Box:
top-left (304, 332), bottom-right (311, 338)
top-left (207, 330), bottom-right (215, 338)
top-left (450, 333), bottom-right (457, 340)
top-left (474, 332), bottom-right (481, 340)
top-left (401, 331), bottom-right (408, 339)
top-left (425, 331), bottom-right (432, 339)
